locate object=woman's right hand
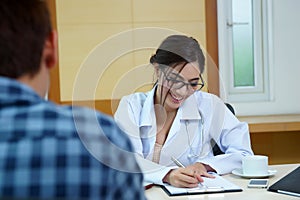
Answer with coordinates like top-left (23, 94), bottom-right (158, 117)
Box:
top-left (162, 167), bottom-right (203, 188)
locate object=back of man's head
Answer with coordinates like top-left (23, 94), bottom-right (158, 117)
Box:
top-left (0, 0), bottom-right (52, 79)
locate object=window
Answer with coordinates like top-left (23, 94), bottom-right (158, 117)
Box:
top-left (217, 0), bottom-right (272, 103)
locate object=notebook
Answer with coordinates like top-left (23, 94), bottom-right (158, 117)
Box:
top-left (160, 172), bottom-right (242, 196)
top-left (268, 166), bottom-right (300, 197)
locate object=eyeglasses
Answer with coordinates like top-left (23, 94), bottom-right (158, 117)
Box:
top-left (161, 70), bottom-right (205, 91)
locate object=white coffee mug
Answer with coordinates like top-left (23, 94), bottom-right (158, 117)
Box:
top-left (242, 155), bottom-right (268, 176)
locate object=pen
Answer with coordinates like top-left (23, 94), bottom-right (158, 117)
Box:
top-left (171, 156), bottom-right (185, 168)
top-left (171, 156), bottom-right (208, 188)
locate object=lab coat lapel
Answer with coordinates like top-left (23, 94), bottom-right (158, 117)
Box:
top-left (139, 88), bottom-right (156, 128)
top-left (139, 87), bottom-right (158, 160)
top-left (159, 94), bottom-right (202, 166)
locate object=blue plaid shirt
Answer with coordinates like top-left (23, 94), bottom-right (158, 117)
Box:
top-left (0, 77), bottom-right (146, 200)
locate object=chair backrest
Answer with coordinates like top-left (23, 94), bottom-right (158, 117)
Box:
top-left (225, 103), bottom-right (235, 115)
top-left (211, 103), bottom-right (235, 156)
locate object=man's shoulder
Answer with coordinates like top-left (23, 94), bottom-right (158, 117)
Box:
top-left (65, 105), bottom-right (133, 147)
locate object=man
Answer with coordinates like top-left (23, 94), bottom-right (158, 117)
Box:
top-left (0, 0), bottom-right (145, 199)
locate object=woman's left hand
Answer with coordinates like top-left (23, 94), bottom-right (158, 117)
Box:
top-left (187, 162), bottom-right (216, 180)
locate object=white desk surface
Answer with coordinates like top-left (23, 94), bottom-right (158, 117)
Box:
top-left (145, 163), bottom-right (300, 200)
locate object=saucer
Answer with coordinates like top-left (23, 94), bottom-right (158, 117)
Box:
top-left (232, 168), bottom-right (277, 178)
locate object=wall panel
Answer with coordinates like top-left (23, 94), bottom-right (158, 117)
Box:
top-left (56, 0), bottom-right (206, 101)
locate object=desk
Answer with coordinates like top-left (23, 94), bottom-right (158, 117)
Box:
top-left (145, 164), bottom-right (299, 200)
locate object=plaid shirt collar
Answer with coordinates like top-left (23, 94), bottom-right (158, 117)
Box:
top-left (0, 76), bottom-right (44, 108)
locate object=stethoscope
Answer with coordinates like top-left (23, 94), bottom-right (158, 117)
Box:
top-left (185, 111), bottom-right (210, 159)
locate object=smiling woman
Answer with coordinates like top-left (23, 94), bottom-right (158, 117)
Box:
top-left (114, 34), bottom-right (254, 188)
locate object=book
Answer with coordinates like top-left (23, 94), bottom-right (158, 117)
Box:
top-left (160, 172), bottom-right (242, 196)
top-left (268, 166), bottom-right (300, 197)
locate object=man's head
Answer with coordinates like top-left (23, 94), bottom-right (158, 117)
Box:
top-left (0, 0), bottom-right (57, 97)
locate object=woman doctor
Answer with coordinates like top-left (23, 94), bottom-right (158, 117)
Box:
top-left (114, 35), bottom-right (253, 188)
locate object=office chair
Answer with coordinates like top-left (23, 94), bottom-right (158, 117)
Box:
top-left (211, 103), bottom-right (235, 156)
top-left (225, 103), bottom-right (235, 115)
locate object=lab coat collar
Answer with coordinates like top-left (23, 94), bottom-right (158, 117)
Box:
top-left (139, 86), bottom-right (156, 127)
top-left (164, 94), bottom-right (201, 148)
top-left (180, 93), bottom-right (202, 121)
top-left (139, 87), bottom-right (202, 127)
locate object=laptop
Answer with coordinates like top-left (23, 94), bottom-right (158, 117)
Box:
top-left (268, 166), bottom-right (300, 197)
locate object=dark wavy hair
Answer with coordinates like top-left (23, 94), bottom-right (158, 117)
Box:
top-left (150, 35), bottom-right (205, 106)
top-left (0, 0), bottom-right (52, 78)
top-left (150, 35), bottom-right (205, 73)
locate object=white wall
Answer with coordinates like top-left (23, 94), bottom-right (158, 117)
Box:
top-left (233, 0), bottom-right (300, 116)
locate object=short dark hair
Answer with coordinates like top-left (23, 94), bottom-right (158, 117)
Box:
top-left (150, 35), bottom-right (205, 73)
top-left (0, 0), bottom-right (52, 78)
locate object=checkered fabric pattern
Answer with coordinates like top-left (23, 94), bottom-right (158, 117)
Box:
top-left (0, 77), bottom-right (145, 200)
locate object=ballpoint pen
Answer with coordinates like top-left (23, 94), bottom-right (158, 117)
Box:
top-left (171, 156), bottom-right (185, 168)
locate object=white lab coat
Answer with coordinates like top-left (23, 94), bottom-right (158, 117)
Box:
top-left (114, 87), bottom-right (253, 184)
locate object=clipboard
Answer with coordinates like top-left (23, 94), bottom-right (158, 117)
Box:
top-left (160, 172), bottom-right (242, 196)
